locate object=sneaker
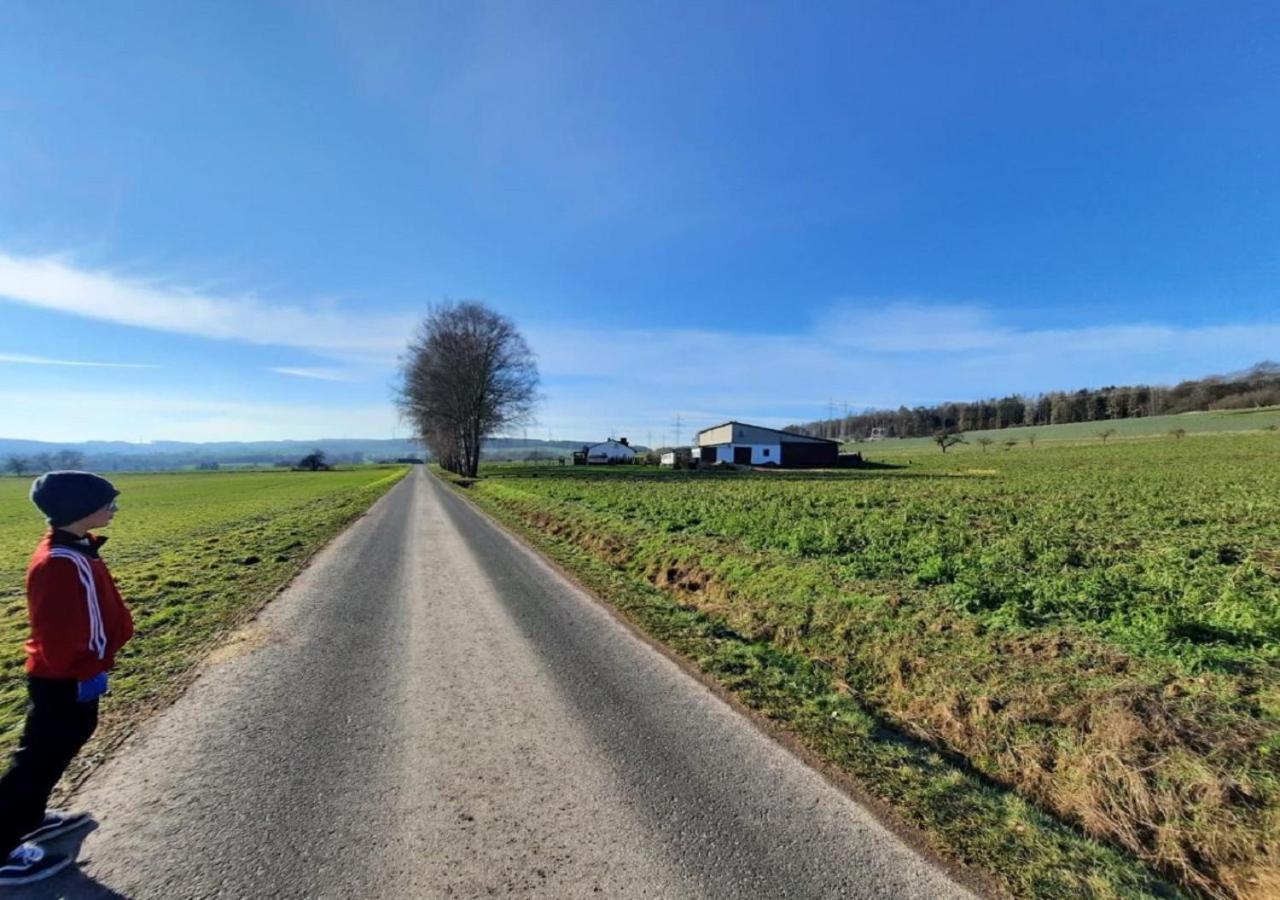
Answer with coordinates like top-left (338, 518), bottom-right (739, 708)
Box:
top-left (0, 842), bottom-right (71, 886)
top-left (20, 810), bottom-right (93, 843)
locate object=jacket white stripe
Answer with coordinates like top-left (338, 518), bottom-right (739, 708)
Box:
top-left (49, 550), bottom-right (105, 659)
top-left (48, 549), bottom-right (106, 659)
top-left (64, 552), bottom-right (106, 659)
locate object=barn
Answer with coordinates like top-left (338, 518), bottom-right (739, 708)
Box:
top-left (693, 421), bottom-right (839, 468)
top-left (582, 438), bottom-right (637, 465)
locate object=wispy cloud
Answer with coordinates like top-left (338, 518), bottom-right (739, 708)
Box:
top-left (0, 352), bottom-right (159, 368)
top-left (822, 301), bottom-right (1009, 352)
top-left (0, 389), bottom-right (400, 443)
top-left (525, 307), bottom-right (1280, 440)
top-left (3, 249), bottom-right (1275, 444)
top-left (268, 366), bottom-right (358, 382)
top-left (0, 252), bottom-right (417, 363)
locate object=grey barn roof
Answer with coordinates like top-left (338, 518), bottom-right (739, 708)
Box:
top-left (694, 421), bottom-right (839, 445)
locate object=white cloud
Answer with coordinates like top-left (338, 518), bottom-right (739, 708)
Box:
top-left (523, 310), bottom-right (1280, 441)
top-left (268, 366), bottom-right (359, 382)
top-left (0, 252), bottom-right (417, 362)
top-left (2, 249), bottom-right (1275, 445)
top-left (0, 389), bottom-right (401, 443)
top-left (821, 301), bottom-right (1008, 352)
top-left (0, 352), bottom-right (158, 368)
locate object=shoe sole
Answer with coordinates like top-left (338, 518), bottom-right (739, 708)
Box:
top-left (19, 816), bottom-right (93, 844)
top-left (0, 854), bottom-right (72, 885)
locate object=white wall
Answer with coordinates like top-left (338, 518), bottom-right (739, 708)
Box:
top-left (747, 443), bottom-right (781, 464)
top-left (697, 444), bottom-right (780, 464)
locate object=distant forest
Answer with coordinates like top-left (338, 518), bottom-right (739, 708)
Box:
top-left (790, 362), bottom-right (1280, 441)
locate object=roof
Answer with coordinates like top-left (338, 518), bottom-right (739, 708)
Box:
top-left (694, 420), bottom-right (840, 445)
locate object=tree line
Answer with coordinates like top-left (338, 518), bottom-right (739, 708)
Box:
top-left (790, 362), bottom-right (1280, 441)
top-left (5, 449), bottom-right (85, 475)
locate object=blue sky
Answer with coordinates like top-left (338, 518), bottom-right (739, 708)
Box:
top-left (1, 1), bottom-right (1278, 444)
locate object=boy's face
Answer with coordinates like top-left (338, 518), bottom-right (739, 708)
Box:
top-left (79, 500), bottom-right (117, 530)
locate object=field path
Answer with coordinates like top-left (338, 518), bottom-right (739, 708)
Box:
top-left (16, 467), bottom-right (974, 899)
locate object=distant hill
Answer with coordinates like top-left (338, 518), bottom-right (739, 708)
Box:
top-left (0, 436), bottom-right (601, 472)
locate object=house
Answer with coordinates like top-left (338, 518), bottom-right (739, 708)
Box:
top-left (693, 421), bottom-right (839, 468)
top-left (582, 438), bottom-right (637, 465)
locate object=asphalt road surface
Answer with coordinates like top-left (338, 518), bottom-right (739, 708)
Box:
top-left (18, 467), bottom-right (975, 899)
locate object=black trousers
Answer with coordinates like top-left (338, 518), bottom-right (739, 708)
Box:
top-left (0, 677), bottom-right (98, 857)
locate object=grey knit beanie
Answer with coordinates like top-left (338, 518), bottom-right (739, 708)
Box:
top-left (29, 471), bottom-right (119, 528)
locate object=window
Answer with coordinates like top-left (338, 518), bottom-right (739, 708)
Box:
top-left (763, 448), bottom-right (770, 457)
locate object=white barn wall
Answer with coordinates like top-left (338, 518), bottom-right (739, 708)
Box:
top-left (696, 443), bottom-right (781, 464)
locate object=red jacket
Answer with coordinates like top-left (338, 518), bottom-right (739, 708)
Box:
top-left (25, 531), bottom-right (134, 681)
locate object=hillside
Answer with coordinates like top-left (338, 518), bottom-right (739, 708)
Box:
top-left (854, 405), bottom-right (1280, 455)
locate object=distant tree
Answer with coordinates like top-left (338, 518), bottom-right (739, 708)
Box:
top-left (5, 456), bottom-right (29, 475)
top-left (30, 452), bottom-right (53, 473)
top-left (976, 436), bottom-right (994, 452)
top-left (54, 449), bottom-right (85, 469)
top-left (398, 301), bottom-right (540, 478)
top-left (1025, 432), bottom-right (1038, 448)
top-left (1169, 428), bottom-right (1186, 440)
top-left (297, 449), bottom-right (329, 471)
top-left (1003, 439), bottom-right (1018, 451)
top-left (933, 431), bottom-right (966, 453)
top-left (1096, 428), bottom-right (1117, 444)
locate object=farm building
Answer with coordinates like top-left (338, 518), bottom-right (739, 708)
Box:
top-left (694, 421), bottom-right (839, 467)
top-left (659, 447), bottom-right (693, 467)
top-left (577, 438), bottom-right (637, 465)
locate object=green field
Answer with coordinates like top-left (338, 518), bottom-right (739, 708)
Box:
top-left (445, 433), bottom-right (1279, 899)
top-left (851, 405), bottom-right (1280, 455)
top-left (0, 466), bottom-right (408, 781)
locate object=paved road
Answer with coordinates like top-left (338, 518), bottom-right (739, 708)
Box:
top-left (19, 467), bottom-right (974, 899)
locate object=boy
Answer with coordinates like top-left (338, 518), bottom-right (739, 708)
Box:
top-left (0, 472), bottom-right (134, 885)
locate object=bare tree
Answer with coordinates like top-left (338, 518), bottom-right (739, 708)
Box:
top-left (1169, 428), bottom-right (1186, 440)
top-left (976, 436), bottom-right (994, 453)
top-left (1096, 428), bottom-right (1117, 443)
top-left (398, 302), bottom-right (539, 478)
top-left (1025, 432), bottom-right (1038, 449)
top-left (5, 456), bottom-right (29, 475)
top-left (933, 431), bottom-right (966, 453)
